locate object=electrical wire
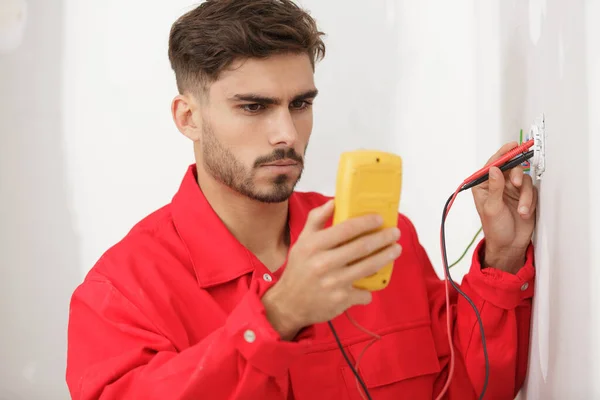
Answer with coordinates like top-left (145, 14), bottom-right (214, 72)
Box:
top-left (328, 321), bottom-right (373, 400)
top-left (328, 312), bottom-right (381, 400)
top-left (449, 226), bottom-right (483, 269)
top-left (344, 311), bottom-right (381, 400)
top-left (435, 145), bottom-right (535, 400)
top-left (329, 142), bottom-right (535, 400)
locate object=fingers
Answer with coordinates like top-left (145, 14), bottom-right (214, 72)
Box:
top-left (484, 166), bottom-right (506, 216)
top-left (327, 226), bottom-right (400, 266)
top-left (346, 288), bottom-right (373, 307)
top-left (509, 165), bottom-right (524, 188)
top-left (302, 200), bottom-right (335, 234)
top-left (472, 142), bottom-right (520, 201)
top-left (312, 213), bottom-right (385, 250)
top-left (517, 174), bottom-right (536, 218)
top-left (336, 243), bottom-right (402, 285)
top-left (484, 141), bottom-right (519, 166)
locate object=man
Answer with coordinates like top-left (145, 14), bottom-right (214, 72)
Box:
top-left (66, 1), bottom-right (537, 399)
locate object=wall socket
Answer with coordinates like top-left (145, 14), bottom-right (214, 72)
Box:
top-left (528, 114), bottom-right (547, 180)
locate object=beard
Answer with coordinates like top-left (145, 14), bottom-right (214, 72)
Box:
top-left (201, 121), bottom-right (305, 203)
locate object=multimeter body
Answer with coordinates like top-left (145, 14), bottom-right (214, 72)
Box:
top-left (332, 150), bottom-right (403, 291)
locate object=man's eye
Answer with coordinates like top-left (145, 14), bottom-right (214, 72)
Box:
top-left (241, 104), bottom-right (264, 113)
top-left (290, 100), bottom-right (311, 110)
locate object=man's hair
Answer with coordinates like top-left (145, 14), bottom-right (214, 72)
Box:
top-left (168, 0), bottom-right (326, 94)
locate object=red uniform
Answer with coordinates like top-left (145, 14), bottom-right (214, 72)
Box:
top-left (66, 165), bottom-right (535, 399)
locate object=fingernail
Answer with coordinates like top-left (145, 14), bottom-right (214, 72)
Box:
top-left (519, 206), bottom-right (529, 215)
top-left (375, 215), bottom-right (384, 225)
top-left (392, 228), bottom-right (401, 239)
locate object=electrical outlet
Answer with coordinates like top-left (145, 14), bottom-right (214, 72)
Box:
top-left (528, 114), bottom-right (546, 180)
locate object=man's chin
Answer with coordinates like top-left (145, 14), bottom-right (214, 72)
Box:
top-left (247, 183), bottom-right (296, 203)
top-left (252, 189), bottom-right (294, 203)
top-left (256, 195), bottom-right (292, 204)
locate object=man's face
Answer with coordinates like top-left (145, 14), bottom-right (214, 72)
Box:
top-left (191, 53), bottom-right (317, 203)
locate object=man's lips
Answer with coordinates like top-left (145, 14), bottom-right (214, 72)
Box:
top-left (261, 160), bottom-right (299, 167)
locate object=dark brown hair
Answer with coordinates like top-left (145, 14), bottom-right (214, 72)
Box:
top-left (168, 0), bottom-right (326, 94)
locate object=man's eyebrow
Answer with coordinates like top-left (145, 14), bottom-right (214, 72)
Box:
top-left (292, 89), bottom-right (319, 102)
top-left (229, 89), bottom-right (319, 105)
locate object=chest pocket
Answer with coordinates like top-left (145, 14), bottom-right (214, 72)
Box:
top-left (341, 324), bottom-right (441, 400)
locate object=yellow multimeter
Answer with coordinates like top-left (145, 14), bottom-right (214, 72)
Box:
top-left (332, 150), bottom-right (403, 291)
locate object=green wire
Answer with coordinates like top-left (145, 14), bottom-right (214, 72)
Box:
top-left (519, 128), bottom-right (523, 144)
top-left (449, 131), bottom-right (524, 270)
top-left (449, 128), bottom-right (515, 269)
top-left (448, 226), bottom-right (483, 269)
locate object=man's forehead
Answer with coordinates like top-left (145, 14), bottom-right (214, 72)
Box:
top-left (212, 53), bottom-right (316, 99)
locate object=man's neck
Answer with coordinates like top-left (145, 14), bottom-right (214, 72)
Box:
top-left (196, 168), bottom-right (290, 258)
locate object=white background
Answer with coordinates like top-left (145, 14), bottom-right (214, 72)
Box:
top-left (1, 0), bottom-right (598, 398)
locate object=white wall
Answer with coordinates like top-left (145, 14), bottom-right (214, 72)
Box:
top-left (587, 0), bottom-right (600, 395)
top-left (506, 0), bottom-right (600, 398)
top-left (0, 1), bottom-right (80, 399)
top-left (0, 1), bottom-right (598, 399)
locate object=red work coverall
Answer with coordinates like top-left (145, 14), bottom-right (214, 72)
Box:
top-left (66, 165), bottom-right (535, 400)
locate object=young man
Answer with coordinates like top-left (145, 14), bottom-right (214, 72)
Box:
top-left (66, 1), bottom-right (537, 399)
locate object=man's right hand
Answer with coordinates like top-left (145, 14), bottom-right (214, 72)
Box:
top-left (262, 199), bottom-right (402, 340)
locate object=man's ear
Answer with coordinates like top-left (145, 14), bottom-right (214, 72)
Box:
top-left (172, 94), bottom-right (202, 141)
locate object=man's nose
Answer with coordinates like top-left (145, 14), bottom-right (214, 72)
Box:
top-left (268, 109), bottom-right (298, 147)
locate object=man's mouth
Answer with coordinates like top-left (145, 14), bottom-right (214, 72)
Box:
top-left (261, 160), bottom-right (299, 167)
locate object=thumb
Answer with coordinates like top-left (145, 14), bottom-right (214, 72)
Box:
top-left (303, 199), bottom-right (335, 233)
top-left (485, 167), bottom-right (505, 216)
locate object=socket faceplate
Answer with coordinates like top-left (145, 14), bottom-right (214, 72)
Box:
top-left (529, 114), bottom-right (546, 180)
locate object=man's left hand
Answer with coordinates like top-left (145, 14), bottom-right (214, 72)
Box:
top-left (472, 142), bottom-right (538, 274)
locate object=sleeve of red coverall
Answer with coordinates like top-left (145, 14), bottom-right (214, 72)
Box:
top-left (66, 277), bottom-right (312, 400)
top-left (402, 215), bottom-right (535, 399)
